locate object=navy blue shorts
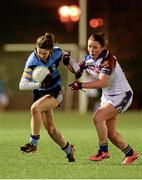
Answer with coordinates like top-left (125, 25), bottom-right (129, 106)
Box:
top-left (32, 86), bottom-right (61, 102)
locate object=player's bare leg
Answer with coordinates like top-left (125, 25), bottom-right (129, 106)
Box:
top-left (106, 116), bottom-right (138, 165)
top-left (89, 103), bottom-right (138, 164)
top-left (19, 95), bottom-right (58, 153)
top-left (30, 95), bottom-right (58, 135)
top-left (89, 103), bottom-right (117, 161)
top-left (28, 95), bottom-right (60, 149)
top-left (20, 95), bottom-right (75, 161)
top-left (106, 116), bottom-right (128, 150)
top-left (93, 103), bottom-right (118, 144)
top-left (40, 96), bottom-right (75, 161)
top-left (41, 109), bottom-right (67, 147)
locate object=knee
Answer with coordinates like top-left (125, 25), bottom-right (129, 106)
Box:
top-left (31, 103), bottom-right (40, 115)
top-left (93, 110), bottom-right (104, 125)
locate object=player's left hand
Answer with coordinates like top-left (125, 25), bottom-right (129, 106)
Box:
top-left (63, 51), bottom-right (70, 66)
top-left (75, 69), bottom-right (83, 79)
top-left (75, 61), bottom-right (85, 79)
top-left (69, 81), bottom-right (82, 90)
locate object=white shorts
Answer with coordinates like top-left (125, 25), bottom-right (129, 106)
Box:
top-left (101, 91), bottom-right (133, 113)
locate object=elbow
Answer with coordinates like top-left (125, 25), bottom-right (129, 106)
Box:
top-left (19, 82), bottom-right (22, 90)
top-left (19, 82), bottom-right (25, 90)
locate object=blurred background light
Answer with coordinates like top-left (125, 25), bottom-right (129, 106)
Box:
top-left (69, 5), bottom-right (81, 22)
top-left (89, 18), bottom-right (104, 28)
top-left (58, 6), bottom-right (70, 17)
top-left (58, 5), bottom-right (81, 23)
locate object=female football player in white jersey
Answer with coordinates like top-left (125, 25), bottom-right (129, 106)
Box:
top-left (19, 32), bottom-right (80, 162)
top-left (69, 32), bottom-right (138, 165)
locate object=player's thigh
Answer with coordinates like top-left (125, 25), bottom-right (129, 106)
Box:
top-left (34, 95), bottom-right (59, 112)
top-left (95, 103), bottom-right (118, 122)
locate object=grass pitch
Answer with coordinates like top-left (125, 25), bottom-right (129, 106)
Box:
top-left (0, 111), bottom-right (142, 179)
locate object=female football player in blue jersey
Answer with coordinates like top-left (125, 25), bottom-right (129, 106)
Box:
top-left (69, 32), bottom-right (138, 165)
top-left (19, 32), bottom-right (80, 162)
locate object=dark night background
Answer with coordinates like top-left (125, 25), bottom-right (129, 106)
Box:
top-left (0, 0), bottom-right (142, 110)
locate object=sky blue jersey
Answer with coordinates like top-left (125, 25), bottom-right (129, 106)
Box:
top-left (23, 47), bottom-right (62, 92)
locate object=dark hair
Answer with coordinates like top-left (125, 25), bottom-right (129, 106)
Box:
top-left (36, 32), bottom-right (54, 50)
top-left (89, 32), bottom-right (105, 47)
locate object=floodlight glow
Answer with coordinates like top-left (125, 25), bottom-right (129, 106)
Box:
top-left (89, 18), bottom-right (104, 28)
top-left (58, 5), bottom-right (81, 23)
top-left (69, 5), bottom-right (81, 16)
top-left (58, 6), bottom-right (70, 17)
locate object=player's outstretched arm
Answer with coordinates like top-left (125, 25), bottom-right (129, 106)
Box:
top-left (62, 51), bottom-right (82, 78)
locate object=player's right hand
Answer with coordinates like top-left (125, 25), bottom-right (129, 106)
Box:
top-left (40, 74), bottom-right (52, 88)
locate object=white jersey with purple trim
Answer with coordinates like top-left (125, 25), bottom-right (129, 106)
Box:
top-left (82, 50), bottom-right (132, 95)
